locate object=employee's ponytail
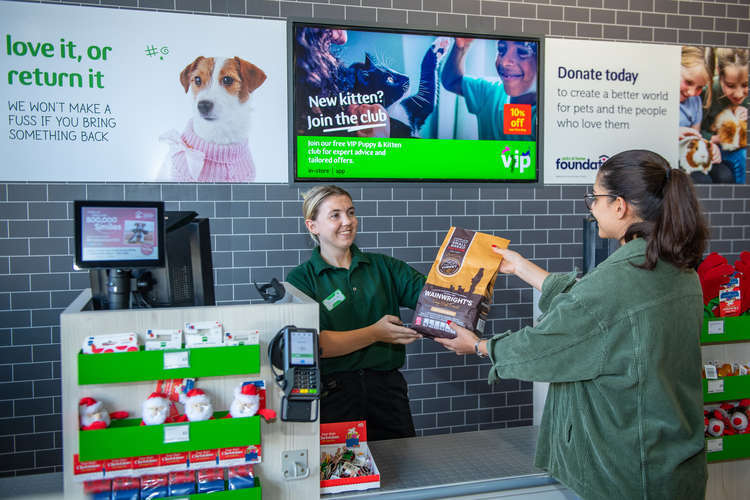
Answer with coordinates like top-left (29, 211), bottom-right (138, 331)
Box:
top-left (598, 150), bottom-right (708, 271)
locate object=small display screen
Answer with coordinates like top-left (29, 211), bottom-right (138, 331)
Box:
top-left (74, 201), bottom-right (165, 269)
top-left (290, 330), bottom-right (315, 366)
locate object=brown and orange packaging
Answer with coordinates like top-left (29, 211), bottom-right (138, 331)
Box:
top-left (412, 227), bottom-right (510, 339)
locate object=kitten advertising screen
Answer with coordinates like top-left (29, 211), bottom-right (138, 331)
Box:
top-left (74, 201), bottom-right (165, 269)
top-left (290, 22), bottom-right (541, 183)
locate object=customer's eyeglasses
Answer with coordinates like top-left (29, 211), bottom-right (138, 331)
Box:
top-left (583, 193), bottom-right (617, 210)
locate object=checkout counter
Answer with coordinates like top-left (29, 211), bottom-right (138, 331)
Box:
top-left (58, 283), bottom-right (574, 500)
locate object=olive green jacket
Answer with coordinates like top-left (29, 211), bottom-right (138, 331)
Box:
top-left (487, 238), bottom-right (707, 500)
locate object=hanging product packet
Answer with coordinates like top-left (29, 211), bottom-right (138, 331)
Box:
top-left (412, 227), bottom-right (509, 339)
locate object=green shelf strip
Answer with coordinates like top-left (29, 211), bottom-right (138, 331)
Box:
top-left (78, 345), bottom-right (260, 385)
top-left (703, 376), bottom-right (750, 403)
top-left (186, 481), bottom-right (261, 499)
top-left (701, 316), bottom-right (750, 344)
top-left (79, 414), bottom-right (260, 461)
top-left (706, 434), bottom-right (750, 463)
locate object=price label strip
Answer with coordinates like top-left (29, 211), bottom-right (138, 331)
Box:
top-left (164, 424), bottom-right (190, 444)
top-left (707, 320), bottom-right (724, 335)
top-left (164, 350), bottom-right (189, 370)
top-left (706, 438), bottom-right (723, 453)
top-left (707, 379), bottom-right (724, 394)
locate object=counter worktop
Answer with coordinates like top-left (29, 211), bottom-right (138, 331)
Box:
top-left (326, 425), bottom-right (567, 499)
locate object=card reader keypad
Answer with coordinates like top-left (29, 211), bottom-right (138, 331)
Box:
top-left (291, 367), bottom-right (318, 394)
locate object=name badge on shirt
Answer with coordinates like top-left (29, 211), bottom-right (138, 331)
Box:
top-left (323, 289), bottom-right (346, 311)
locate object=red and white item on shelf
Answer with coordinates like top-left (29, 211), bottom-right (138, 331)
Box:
top-left (224, 329), bottom-right (260, 346)
top-left (141, 392), bottom-right (171, 426)
top-left (82, 333), bottom-right (139, 354)
top-left (227, 381), bottom-right (276, 422)
top-left (154, 378), bottom-right (193, 422)
top-left (144, 329), bottom-right (182, 351)
top-left (73, 454), bottom-right (105, 482)
top-left (184, 321), bottom-right (223, 348)
top-left (719, 275), bottom-right (742, 317)
top-left (729, 399), bottom-right (750, 433)
top-left (218, 445), bottom-right (262, 467)
top-left (79, 397), bottom-right (128, 430)
top-left (320, 421), bottom-right (380, 494)
top-left (188, 449), bottom-right (219, 470)
top-left (227, 464), bottom-right (255, 490)
top-left (174, 388), bottom-right (214, 422)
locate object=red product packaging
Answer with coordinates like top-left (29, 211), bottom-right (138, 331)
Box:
top-left (104, 457), bottom-right (133, 478)
top-left (112, 476), bottom-right (140, 500)
top-left (132, 454), bottom-right (160, 474)
top-left (218, 444), bottom-right (261, 467)
top-left (140, 474), bottom-right (169, 500)
top-left (168, 470), bottom-right (196, 497)
top-left (720, 276), bottom-right (741, 317)
top-left (159, 452), bottom-right (188, 472)
top-left (227, 464), bottom-right (255, 490)
top-left (83, 479), bottom-right (111, 496)
top-left (197, 467), bottom-right (225, 494)
top-left (189, 449), bottom-right (218, 470)
top-left (73, 454), bottom-right (104, 482)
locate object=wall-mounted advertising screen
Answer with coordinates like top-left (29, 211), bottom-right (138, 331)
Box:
top-left (290, 21), bottom-right (542, 183)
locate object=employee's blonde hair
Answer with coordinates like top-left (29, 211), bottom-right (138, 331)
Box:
top-left (301, 185), bottom-right (352, 244)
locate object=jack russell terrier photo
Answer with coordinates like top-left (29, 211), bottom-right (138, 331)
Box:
top-left (160, 56), bottom-right (266, 182)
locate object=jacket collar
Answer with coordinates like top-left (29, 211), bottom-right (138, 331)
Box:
top-left (310, 244), bottom-right (370, 275)
top-left (603, 237), bottom-right (647, 265)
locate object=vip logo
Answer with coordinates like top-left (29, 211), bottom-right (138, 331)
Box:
top-left (500, 148), bottom-right (532, 173)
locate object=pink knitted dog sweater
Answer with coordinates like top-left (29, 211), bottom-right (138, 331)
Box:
top-left (161, 121), bottom-right (256, 182)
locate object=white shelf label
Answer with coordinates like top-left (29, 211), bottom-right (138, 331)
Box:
top-left (164, 350), bottom-right (189, 370)
top-left (707, 321), bottom-right (724, 335)
top-left (706, 438), bottom-right (723, 453)
top-left (164, 424), bottom-right (189, 444)
top-left (707, 379), bottom-right (724, 394)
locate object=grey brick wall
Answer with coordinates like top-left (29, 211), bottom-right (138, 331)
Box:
top-left (1, 0), bottom-right (749, 477)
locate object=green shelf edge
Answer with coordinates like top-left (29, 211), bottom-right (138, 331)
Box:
top-left (700, 316), bottom-right (750, 344)
top-left (706, 434), bottom-right (750, 463)
top-left (187, 480), bottom-right (261, 499)
top-left (79, 414), bottom-right (260, 461)
top-left (702, 376), bottom-right (750, 403)
top-left (78, 345), bottom-right (260, 385)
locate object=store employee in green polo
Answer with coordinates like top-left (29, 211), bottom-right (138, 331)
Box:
top-left (286, 185), bottom-right (425, 440)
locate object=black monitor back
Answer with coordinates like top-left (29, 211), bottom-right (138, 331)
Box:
top-left (89, 211), bottom-right (214, 309)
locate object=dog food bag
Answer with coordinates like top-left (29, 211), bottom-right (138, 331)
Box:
top-left (412, 227), bottom-right (509, 339)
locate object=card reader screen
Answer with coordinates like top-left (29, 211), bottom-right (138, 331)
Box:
top-left (290, 330), bottom-right (315, 366)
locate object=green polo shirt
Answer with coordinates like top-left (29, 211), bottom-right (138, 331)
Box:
top-left (286, 245), bottom-right (426, 375)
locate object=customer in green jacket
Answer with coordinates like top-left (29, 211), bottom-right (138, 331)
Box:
top-left (286, 185), bottom-right (425, 440)
top-left (437, 150), bottom-right (708, 500)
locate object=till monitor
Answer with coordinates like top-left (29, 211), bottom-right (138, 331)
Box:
top-left (74, 200), bottom-right (165, 270)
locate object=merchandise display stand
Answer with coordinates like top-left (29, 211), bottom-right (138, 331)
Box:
top-left (61, 283), bottom-right (320, 500)
top-left (700, 315), bottom-right (750, 498)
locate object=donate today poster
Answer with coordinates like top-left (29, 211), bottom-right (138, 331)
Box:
top-left (1, 1), bottom-right (287, 183)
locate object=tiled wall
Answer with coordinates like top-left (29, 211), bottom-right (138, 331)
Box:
top-left (1, 0), bottom-right (749, 477)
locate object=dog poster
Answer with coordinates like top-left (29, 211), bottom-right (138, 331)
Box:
top-left (1, 1), bottom-right (287, 182)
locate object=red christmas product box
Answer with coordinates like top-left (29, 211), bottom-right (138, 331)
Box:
top-left (103, 457), bottom-right (133, 478)
top-left (188, 449), bottom-right (218, 469)
top-left (218, 444), bottom-right (262, 467)
top-left (320, 420), bottom-right (380, 494)
top-left (159, 452), bottom-right (189, 472)
top-left (73, 454), bottom-right (105, 482)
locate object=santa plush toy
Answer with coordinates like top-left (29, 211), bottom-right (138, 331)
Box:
top-left (79, 397), bottom-right (128, 430)
top-left (227, 383), bottom-right (276, 421)
top-left (141, 392), bottom-right (170, 426)
top-left (180, 388), bottom-right (214, 422)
